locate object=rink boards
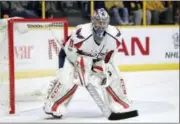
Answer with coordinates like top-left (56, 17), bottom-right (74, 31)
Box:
top-left (1, 26), bottom-right (179, 79)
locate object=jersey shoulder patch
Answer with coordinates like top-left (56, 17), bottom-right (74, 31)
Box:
top-left (72, 23), bottom-right (92, 44)
top-left (106, 25), bottom-right (122, 49)
top-left (106, 25), bottom-right (121, 39)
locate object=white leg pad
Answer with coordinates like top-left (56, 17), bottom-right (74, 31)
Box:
top-left (44, 58), bottom-right (78, 116)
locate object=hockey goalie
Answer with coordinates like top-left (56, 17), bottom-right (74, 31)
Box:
top-left (43, 8), bottom-right (138, 120)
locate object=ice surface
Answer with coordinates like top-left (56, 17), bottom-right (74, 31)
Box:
top-left (0, 70), bottom-right (179, 123)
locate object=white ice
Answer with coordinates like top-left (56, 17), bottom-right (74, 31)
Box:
top-left (0, 70), bottom-right (179, 123)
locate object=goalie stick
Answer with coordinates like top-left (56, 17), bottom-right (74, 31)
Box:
top-left (49, 29), bottom-right (138, 120)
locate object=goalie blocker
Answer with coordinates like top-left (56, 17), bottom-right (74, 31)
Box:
top-left (43, 8), bottom-right (138, 120)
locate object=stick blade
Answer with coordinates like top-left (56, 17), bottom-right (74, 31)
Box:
top-left (44, 112), bottom-right (63, 119)
top-left (108, 110), bottom-right (138, 120)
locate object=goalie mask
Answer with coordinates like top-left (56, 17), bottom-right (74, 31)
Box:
top-left (92, 8), bottom-right (110, 44)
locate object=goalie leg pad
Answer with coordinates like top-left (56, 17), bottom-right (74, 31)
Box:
top-left (104, 78), bottom-right (134, 111)
top-left (102, 75), bottom-right (138, 117)
top-left (44, 58), bottom-right (78, 117)
top-left (44, 81), bottom-right (78, 117)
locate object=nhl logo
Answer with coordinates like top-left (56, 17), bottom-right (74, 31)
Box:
top-left (172, 33), bottom-right (179, 49)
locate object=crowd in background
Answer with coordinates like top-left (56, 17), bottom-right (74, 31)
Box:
top-left (0, 1), bottom-right (179, 26)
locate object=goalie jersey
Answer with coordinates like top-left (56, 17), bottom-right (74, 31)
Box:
top-left (64, 23), bottom-right (122, 64)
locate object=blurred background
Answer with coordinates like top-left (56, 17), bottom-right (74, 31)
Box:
top-left (0, 1), bottom-right (179, 26)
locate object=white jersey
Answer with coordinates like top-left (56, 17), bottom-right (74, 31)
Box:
top-left (64, 23), bottom-right (122, 63)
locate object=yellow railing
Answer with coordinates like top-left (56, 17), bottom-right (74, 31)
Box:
top-left (41, 0), bottom-right (46, 19)
top-left (143, 0), bottom-right (146, 26)
top-left (90, 1), bottom-right (94, 17)
top-left (40, 1), bottom-right (178, 27)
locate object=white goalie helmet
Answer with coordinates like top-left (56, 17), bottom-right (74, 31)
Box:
top-left (92, 8), bottom-right (110, 44)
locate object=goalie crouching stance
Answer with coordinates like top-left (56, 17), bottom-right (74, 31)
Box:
top-left (43, 8), bottom-right (138, 120)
